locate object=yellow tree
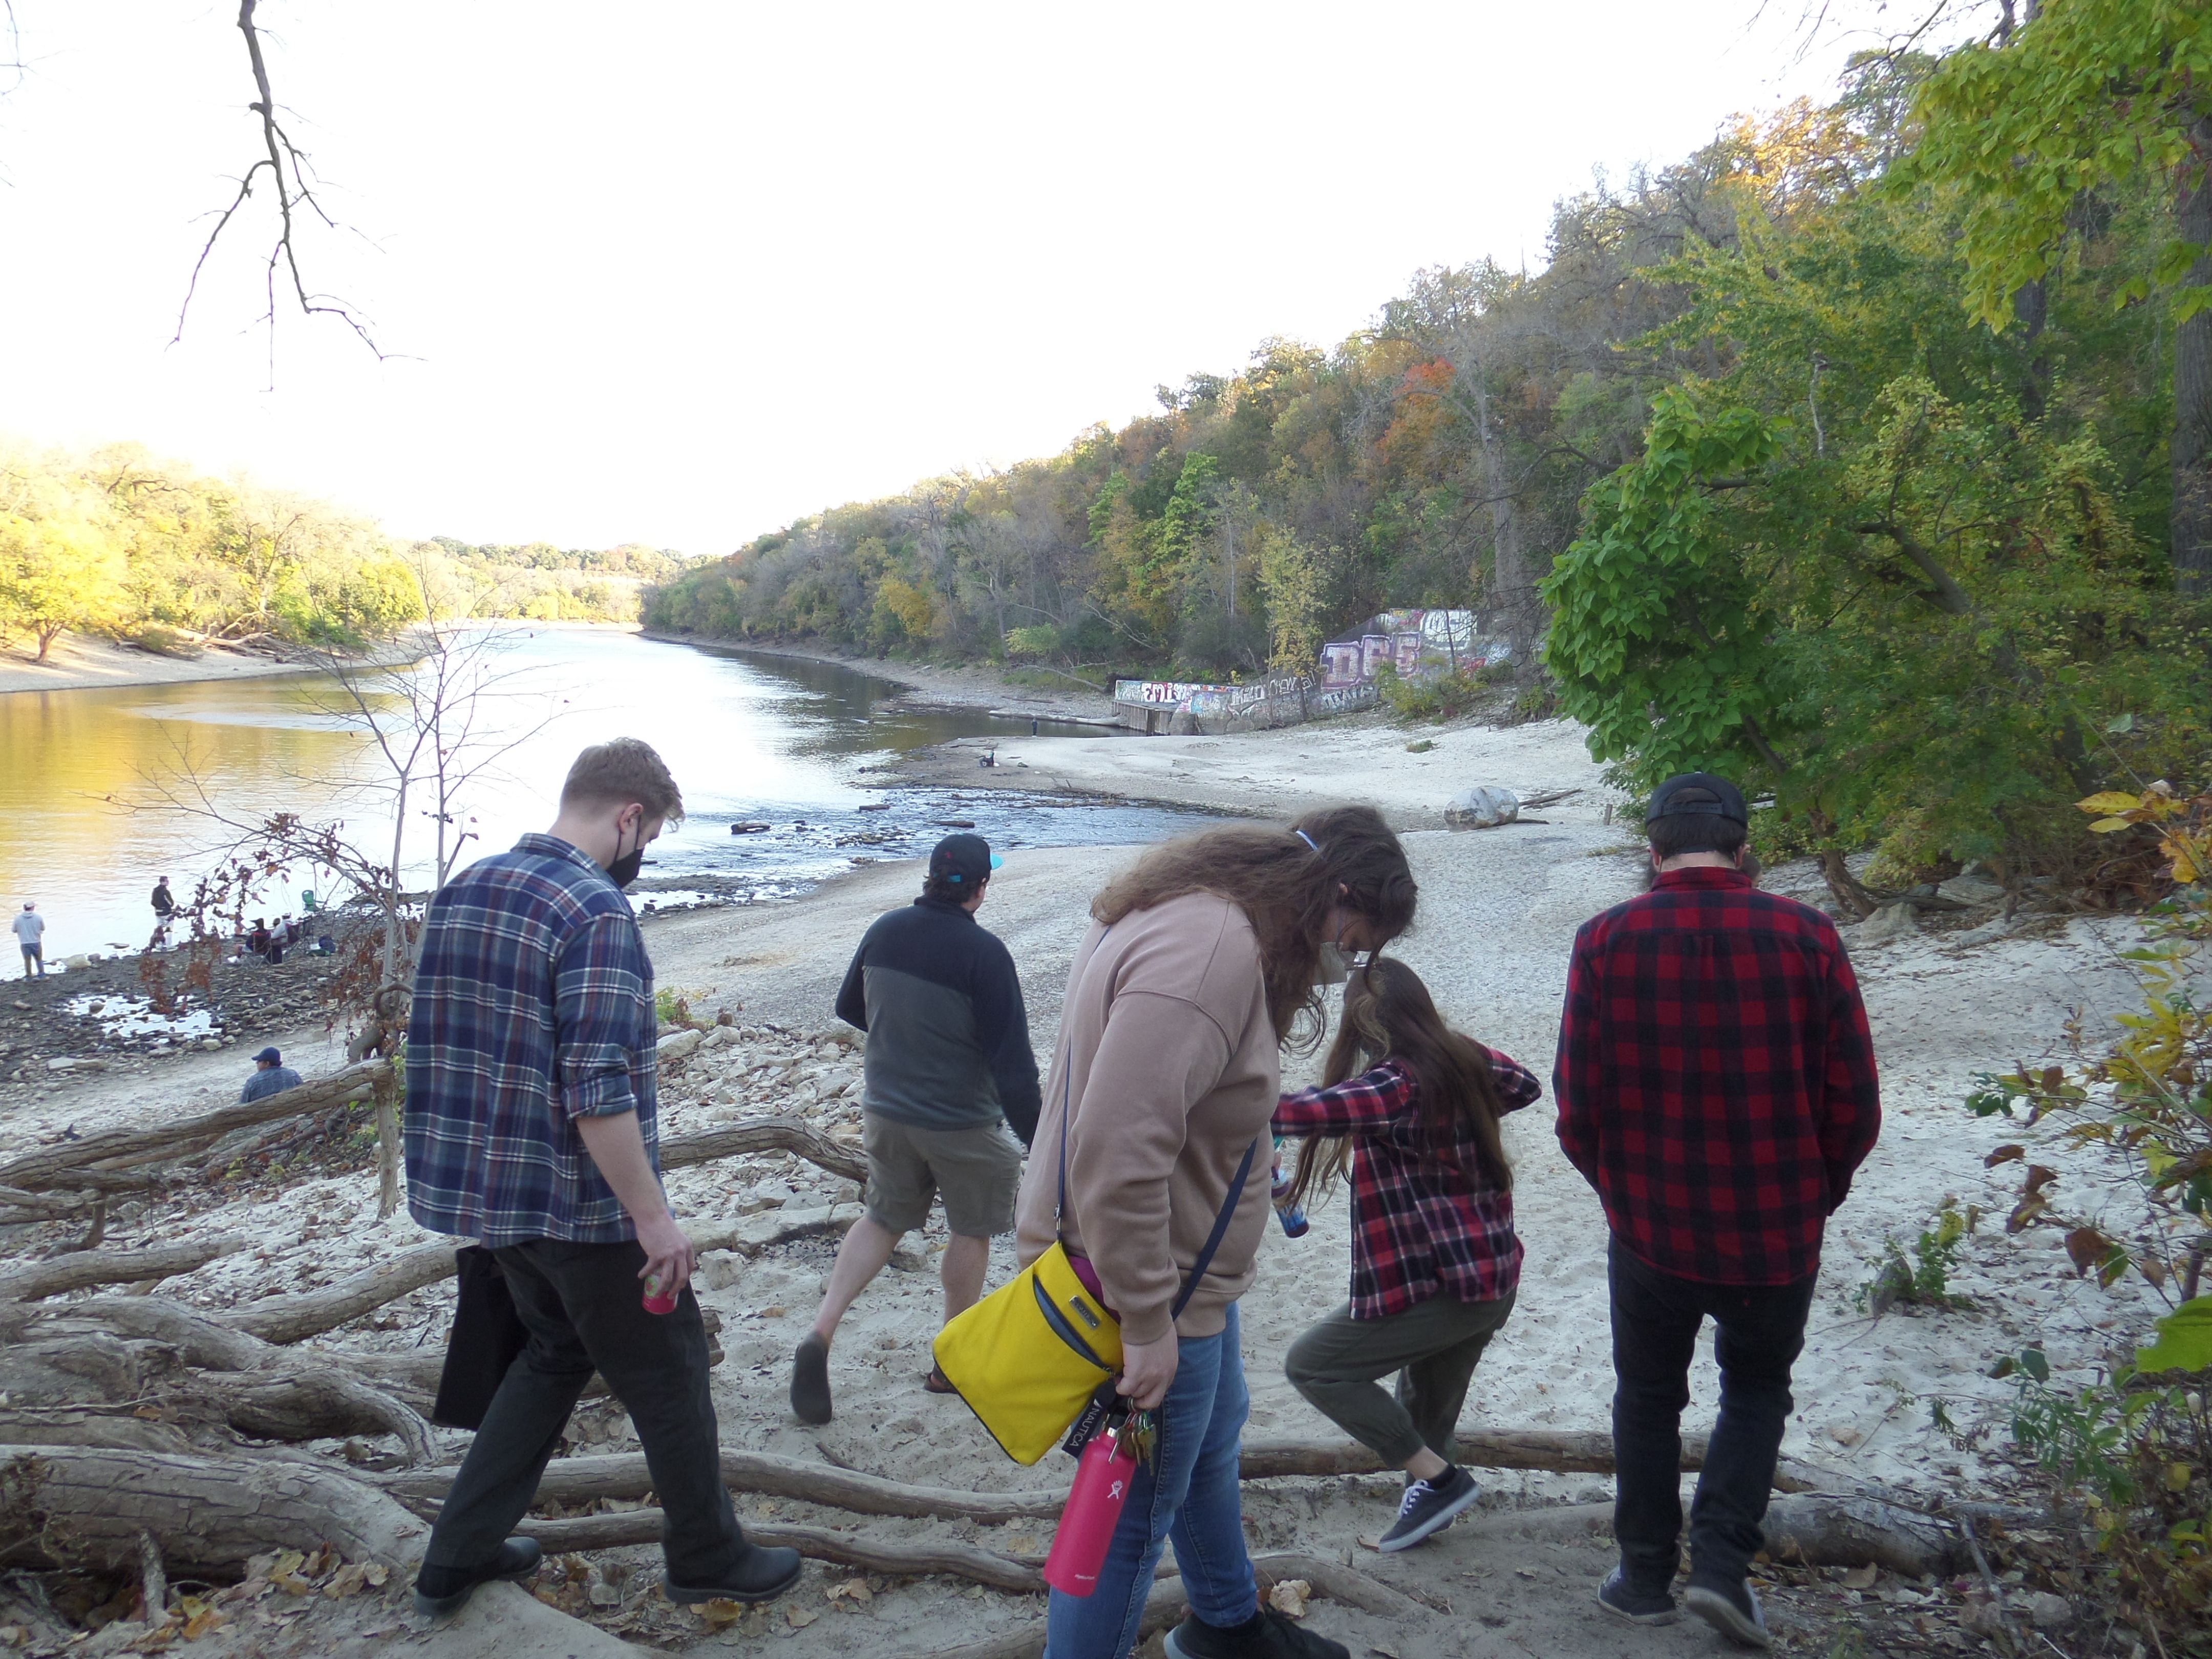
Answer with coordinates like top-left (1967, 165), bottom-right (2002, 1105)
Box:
top-left (0, 505), bottom-right (126, 661)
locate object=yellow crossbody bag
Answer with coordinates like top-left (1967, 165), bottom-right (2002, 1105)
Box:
top-left (933, 1051), bottom-right (1258, 1465)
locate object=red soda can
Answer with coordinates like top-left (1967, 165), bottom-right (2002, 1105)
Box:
top-left (641, 1271), bottom-right (677, 1316)
top-left (1041, 1425), bottom-right (1140, 1597)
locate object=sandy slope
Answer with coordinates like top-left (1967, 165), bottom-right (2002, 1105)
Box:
top-left (3, 707), bottom-right (2177, 1657)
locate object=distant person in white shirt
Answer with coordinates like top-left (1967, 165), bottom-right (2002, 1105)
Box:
top-left (12, 903), bottom-right (46, 979)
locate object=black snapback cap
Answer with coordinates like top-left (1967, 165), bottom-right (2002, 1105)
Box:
top-left (929, 833), bottom-right (1003, 886)
top-left (1645, 772), bottom-right (1749, 826)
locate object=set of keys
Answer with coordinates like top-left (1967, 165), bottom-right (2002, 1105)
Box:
top-left (1063, 1383), bottom-right (1160, 1473)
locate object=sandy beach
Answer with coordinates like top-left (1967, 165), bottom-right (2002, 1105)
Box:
top-left (0, 695), bottom-right (2172, 1657)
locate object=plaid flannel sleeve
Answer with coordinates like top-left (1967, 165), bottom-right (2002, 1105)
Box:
top-left (1272, 1062), bottom-right (1414, 1136)
top-left (1551, 922), bottom-right (1603, 1184)
top-left (1817, 935), bottom-right (1883, 1210)
top-left (555, 912), bottom-right (647, 1119)
top-left (1484, 1047), bottom-right (1543, 1115)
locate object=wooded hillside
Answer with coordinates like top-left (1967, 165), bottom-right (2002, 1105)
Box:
top-left (649, 19), bottom-right (2210, 883)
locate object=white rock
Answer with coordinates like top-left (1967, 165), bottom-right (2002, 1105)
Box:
top-left (1858, 902), bottom-right (1919, 944)
top-left (1444, 786), bottom-right (1521, 830)
top-left (1954, 914), bottom-right (2018, 948)
top-left (699, 1251), bottom-right (743, 1292)
top-left (2019, 1591), bottom-right (2073, 1627)
top-left (656, 1028), bottom-right (704, 1060)
top-left (1938, 875), bottom-right (2006, 906)
top-left (46, 1056), bottom-right (78, 1072)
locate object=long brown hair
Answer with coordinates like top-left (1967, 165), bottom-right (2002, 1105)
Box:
top-left (1283, 955), bottom-right (1513, 1212)
top-left (1091, 804), bottom-right (1417, 1047)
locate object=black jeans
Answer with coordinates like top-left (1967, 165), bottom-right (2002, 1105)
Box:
top-left (1607, 1236), bottom-right (1817, 1590)
top-left (423, 1238), bottom-right (747, 1584)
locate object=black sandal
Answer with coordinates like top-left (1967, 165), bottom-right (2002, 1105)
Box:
top-left (924, 1365), bottom-right (958, 1394)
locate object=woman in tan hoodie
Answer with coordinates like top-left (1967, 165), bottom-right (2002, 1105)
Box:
top-left (1016, 806), bottom-right (1416, 1659)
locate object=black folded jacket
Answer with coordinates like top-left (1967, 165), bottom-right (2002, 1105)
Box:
top-left (431, 1244), bottom-right (529, 1430)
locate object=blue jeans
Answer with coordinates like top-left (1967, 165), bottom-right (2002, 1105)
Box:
top-left (1045, 1305), bottom-right (1257, 1659)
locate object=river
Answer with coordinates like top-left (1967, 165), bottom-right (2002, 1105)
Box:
top-left (0, 628), bottom-right (1210, 964)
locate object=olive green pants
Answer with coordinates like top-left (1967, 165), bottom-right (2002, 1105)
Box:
top-left (1284, 1290), bottom-right (1516, 1467)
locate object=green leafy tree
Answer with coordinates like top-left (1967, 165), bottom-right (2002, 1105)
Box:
top-left (1909, 0), bottom-right (2212, 591)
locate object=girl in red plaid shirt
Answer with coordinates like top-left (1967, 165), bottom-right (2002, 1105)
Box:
top-left (1273, 956), bottom-right (1540, 1552)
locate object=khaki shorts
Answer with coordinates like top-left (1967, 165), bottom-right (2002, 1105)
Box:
top-left (862, 1113), bottom-right (1024, 1238)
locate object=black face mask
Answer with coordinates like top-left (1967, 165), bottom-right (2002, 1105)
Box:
top-left (608, 819), bottom-right (645, 890)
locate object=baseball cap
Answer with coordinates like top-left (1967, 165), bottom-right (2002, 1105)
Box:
top-left (929, 833), bottom-right (1003, 887)
top-left (1645, 772), bottom-right (1749, 827)
top-left (253, 1046), bottom-right (282, 1064)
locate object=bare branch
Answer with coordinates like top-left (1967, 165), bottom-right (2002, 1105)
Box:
top-left (173, 1), bottom-right (395, 378)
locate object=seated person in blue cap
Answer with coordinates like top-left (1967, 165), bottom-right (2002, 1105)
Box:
top-left (239, 1047), bottom-right (304, 1103)
top-left (791, 832), bottom-right (1042, 1424)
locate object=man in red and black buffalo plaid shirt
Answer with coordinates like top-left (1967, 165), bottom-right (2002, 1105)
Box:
top-left (1555, 772), bottom-right (1880, 1650)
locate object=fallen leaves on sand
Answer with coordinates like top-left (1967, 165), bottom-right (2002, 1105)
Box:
top-left (1267, 1580), bottom-right (1310, 1619)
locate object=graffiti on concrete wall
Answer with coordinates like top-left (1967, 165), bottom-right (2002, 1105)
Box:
top-left (1317, 609), bottom-right (1504, 690)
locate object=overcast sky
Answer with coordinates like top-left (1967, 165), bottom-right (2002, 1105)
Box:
top-left (0, 2), bottom-right (1892, 554)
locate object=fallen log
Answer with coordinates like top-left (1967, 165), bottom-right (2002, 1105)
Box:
top-left (0, 1184), bottom-right (96, 1220)
top-left (1238, 1431), bottom-right (1837, 1495)
top-left (931, 1551), bottom-right (1419, 1659)
top-left (218, 1242), bottom-right (458, 1343)
top-left (0, 1406), bottom-right (195, 1455)
top-left (381, 1447), bottom-right (1065, 1524)
top-left (0, 1443), bottom-right (428, 1572)
top-left (0, 1236), bottom-right (247, 1303)
top-left (1763, 1493), bottom-right (1963, 1577)
top-left (520, 1512), bottom-right (1047, 1592)
top-left (658, 1116), bottom-right (867, 1184)
top-left (0, 1060), bottom-right (391, 1192)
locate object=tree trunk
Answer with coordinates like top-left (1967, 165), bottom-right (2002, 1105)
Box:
top-left (373, 1070), bottom-right (400, 1221)
top-left (0, 1444), bottom-right (429, 1573)
top-left (521, 1512), bottom-right (1050, 1591)
top-left (2174, 113), bottom-right (2212, 598)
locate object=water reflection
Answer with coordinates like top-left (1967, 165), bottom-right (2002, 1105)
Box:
top-left (0, 630), bottom-right (1195, 962)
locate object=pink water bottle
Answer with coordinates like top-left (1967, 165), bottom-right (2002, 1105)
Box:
top-left (1042, 1424), bottom-right (1140, 1597)
top-left (641, 1271), bottom-right (677, 1316)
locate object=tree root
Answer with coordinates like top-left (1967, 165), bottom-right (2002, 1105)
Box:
top-left (658, 1116), bottom-right (867, 1184)
top-left (0, 1237), bottom-right (247, 1303)
top-left (1238, 1431), bottom-right (1839, 1494)
top-left (0, 1443), bottom-right (428, 1574)
top-left (218, 1242), bottom-right (458, 1344)
top-left (521, 1511), bottom-right (1049, 1591)
top-left (380, 1447), bottom-right (1066, 1524)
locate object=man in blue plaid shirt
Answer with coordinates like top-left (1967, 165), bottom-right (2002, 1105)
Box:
top-left (404, 737), bottom-right (801, 1617)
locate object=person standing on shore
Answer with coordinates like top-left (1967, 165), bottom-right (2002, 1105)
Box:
top-left (1019, 806), bottom-right (1416, 1659)
top-left (404, 737), bottom-right (801, 1618)
top-left (1554, 772), bottom-right (1881, 1648)
top-left (150, 877), bottom-right (177, 951)
top-left (792, 832), bottom-right (1040, 1424)
top-left (1273, 957), bottom-right (1540, 1553)
top-left (13, 902), bottom-right (46, 979)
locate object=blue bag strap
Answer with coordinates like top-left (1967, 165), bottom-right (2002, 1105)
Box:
top-left (1169, 1135), bottom-right (1259, 1323)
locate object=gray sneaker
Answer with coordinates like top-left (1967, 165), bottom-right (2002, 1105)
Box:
top-left (1685, 1578), bottom-right (1771, 1648)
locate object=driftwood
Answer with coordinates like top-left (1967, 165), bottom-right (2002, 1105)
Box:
top-left (1239, 1431), bottom-right (1836, 1494)
top-left (0, 1443), bottom-right (429, 1573)
top-left (1764, 1493), bottom-right (1964, 1577)
top-left (2, 1297), bottom-right (443, 1455)
top-left (0, 1236), bottom-right (247, 1303)
top-left (0, 1184), bottom-right (97, 1222)
top-left (0, 1405), bottom-right (196, 1455)
top-left (383, 1447), bottom-right (1066, 1525)
top-left (658, 1116), bottom-right (867, 1184)
top-left (932, 1551), bottom-right (1420, 1659)
top-left (0, 1060), bottom-right (390, 1192)
top-left (521, 1512), bottom-right (1049, 1592)
top-left (218, 1242), bottom-right (458, 1343)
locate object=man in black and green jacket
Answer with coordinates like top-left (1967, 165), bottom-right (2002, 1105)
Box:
top-left (790, 833), bottom-right (1040, 1424)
